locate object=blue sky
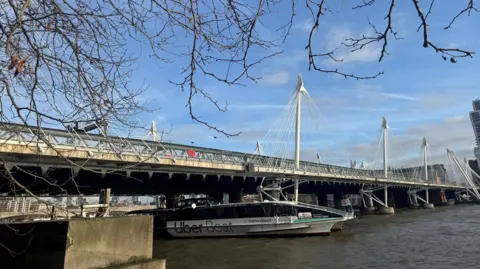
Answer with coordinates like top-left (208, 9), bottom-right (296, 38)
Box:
top-left (121, 1), bottom-right (480, 168)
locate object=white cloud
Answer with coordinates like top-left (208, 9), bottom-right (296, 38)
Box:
top-left (258, 71), bottom-right (290, 86)
top-left (229, 104), bottom-right (285, 110)
top-left (418, 90), bottom-right (472, 110)
top-left (326, 83), bottom-right (420, 104)
top-left (380, 92), bottom-right (421, 101)
top-left (340, 46), bottom-right (380, 64)
top-left (445, 115), bottom-right (466, 123)
top-left (343, 106), bottom-right (396, 112)
top-left (293, 19), bottom-right (313, 32)
top-left (260, 50), bottom-right (308, 74)
top-left (323, 26), bottom-right (381, 65)
top-left (392, 12), bottom-right (410, 38)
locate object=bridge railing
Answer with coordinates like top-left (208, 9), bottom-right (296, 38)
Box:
top-left (247, 155), bottom-right (459, 186)
top-left (0, 122), bottom-right (461, 187)
top-left (0, 122), bottom-right (247, 165)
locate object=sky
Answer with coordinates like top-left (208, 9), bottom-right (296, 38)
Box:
top-left (120, 1), bottom-right (480, 169)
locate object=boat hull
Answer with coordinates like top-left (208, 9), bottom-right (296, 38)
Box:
top-left (166, 218), bottom-right (339, 238)
top-left (331, 221), bottom-right (344, 232)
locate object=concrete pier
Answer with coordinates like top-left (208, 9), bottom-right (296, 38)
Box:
top-left (0, 216), bottom-right (158, 269)
top-left (379, 206), bottom-right (395, 214)
top-left (408, 203), bottom-right (421, 209)
top-left (423, 203), bottom-right (435, 209)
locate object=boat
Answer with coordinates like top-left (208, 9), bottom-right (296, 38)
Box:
top-left (171, 200), bottom-right (354, 237)
top-left (128, 179), bottom-right (354, 238)
top-left (128, 198), bottom-right (352, 238)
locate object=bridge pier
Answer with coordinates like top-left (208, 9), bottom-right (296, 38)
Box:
top-left (407, 189), bottom-right (421, 209)
top-left (359, 185), bottom-right (394, 214)
top-left (422, 188), bottom-right (435, 209)
top-left (433, 189), bottom-right (455, 206)
top-left (445, 190), bottom-right (456, 205)
top-left (379, 185), bottom-right (395, 214)
top-left (408, 192), bottom-right (421, 209)
top-left (360, 190), bottom-right (376, 215)
top-left (406, 188), bottom-right (434, 209)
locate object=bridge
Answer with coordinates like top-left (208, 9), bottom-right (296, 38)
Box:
top-left (0, 75), bottom-right (479, 214)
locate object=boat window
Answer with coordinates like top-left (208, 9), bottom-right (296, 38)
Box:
top-left (261, 204), bottom-right (273, 217)
top-left (235, 204), bottom-right (267, 218)
top-left (290, 206), bottom-right (297, 215)
top-left (171, 207), bottom-right (220, 220)
top-left (216, 206), bottom-right (235, 219)
top-left (196, 207), bottom-right (217, 220)
top-left (296, 206), bottom-right (307, 213)
top-left (297, 206), bottom-right (335, 218)
top-left (168, 204), bottom-right (275, 221)
top-left (172, 208), bottom-right (188, 220)
top-left (274, 205), bottom-right (286, 216)
top-left (274, 205), bottom-right (296, 216)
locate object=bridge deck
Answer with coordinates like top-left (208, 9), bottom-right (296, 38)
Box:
top-left (0, 122), bottom-right (466, 190)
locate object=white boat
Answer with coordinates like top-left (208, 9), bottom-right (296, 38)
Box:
top-left (128, 178), bottom-right (355, 238)
top-left (165, 200), bottom-right (351, 237)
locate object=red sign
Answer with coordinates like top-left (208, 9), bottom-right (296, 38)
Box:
top-left (187, 149), bottom-right (196, 158)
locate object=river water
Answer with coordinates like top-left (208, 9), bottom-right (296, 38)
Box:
top-left (153, 204), bottom-right (480, 269)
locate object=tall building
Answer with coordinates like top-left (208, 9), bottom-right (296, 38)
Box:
top-left (470, 99), bottom-right (480, 168)
top-left (473, 99), bottom-right (480, 111)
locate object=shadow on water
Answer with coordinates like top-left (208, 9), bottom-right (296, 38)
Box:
top-left (153, 204), bottom-right (480, 269)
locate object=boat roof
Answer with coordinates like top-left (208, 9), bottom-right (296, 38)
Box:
top-left (126, 208), bottom-right (176, 214)
top-left (126, 200), bottom-right (341, 215)
top-left (187, 200), bottom-right (307, 209)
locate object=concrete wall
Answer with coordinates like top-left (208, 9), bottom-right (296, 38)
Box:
top-left (0, 215), bottom-right (153, 269)
top-left (0, 220), bottom-right (69, 269)
top-left (64, 216), bottom-right (153, 269)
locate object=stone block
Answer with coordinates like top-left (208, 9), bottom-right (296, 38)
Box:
top-left (0, 215), bottom-right (153, 269)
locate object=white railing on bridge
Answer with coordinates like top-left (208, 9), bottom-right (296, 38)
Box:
top-left (0, 122), bottom-right (461, 187)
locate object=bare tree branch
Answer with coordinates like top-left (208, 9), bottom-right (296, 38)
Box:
top-left (305, 0), bottom-right (383, 79)
top-left (444, 0), bottom-right (479, 30)
top-left (412, 0), bottom-right (474, 62)
top-left (343, 0), bottom-right (400, 62)
top-left (352, 0), bottom-right (376, 10)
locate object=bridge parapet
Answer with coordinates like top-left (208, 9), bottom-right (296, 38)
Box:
top-left (0, 122), bottom-right (465, 190)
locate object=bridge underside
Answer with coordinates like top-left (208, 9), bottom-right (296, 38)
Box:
top-left (0, 152), bottom-right (462, 194)
top-left (0, 164), bottom-right (458, 207)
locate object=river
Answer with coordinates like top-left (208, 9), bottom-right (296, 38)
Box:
top-left (153, 204), bottom-right (480, 268)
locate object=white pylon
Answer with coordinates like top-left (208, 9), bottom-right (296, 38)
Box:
top-left (382, 116), bottom-right (389, 179)
top-left (255, 141), bottom-right (263, 155)
top-left (381, 116), bottom-right (389, 207)
top-left (422, 137), bottom-right (429, 203)
top-left (294, 74), bottom-right (307, 204)
top-left (422, 137), bottom-right (428, 182)
top-left (145, 121), bottom-right (160, 142)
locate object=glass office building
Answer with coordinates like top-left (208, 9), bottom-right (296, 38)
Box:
top-left (470, 99), bottom-right (480, 168)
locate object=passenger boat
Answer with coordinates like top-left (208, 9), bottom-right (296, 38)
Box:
top-left (128, 198), bottom-right (354, 238)
top-left (173, 201), bottom-right (353, 237)
top-left (128, 179), bottom-right (355, 238)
